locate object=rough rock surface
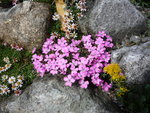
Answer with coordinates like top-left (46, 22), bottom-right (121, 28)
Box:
top-left (111, 41), bottom-right (150, 84)
top-left (0, 1), bottom-right (50, 51)
top-left (130, 35), bottom-right (141, 44)
top-left (79, 0), bottom-right (147, 42)
top-left (141, 37), bottom-right (150, 43)
top-left (0, 75), bottom-right (121, 113)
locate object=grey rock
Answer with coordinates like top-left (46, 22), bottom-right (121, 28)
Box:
top-left (111, 41), bottom-right (150, 84)
top-left (0, 1), bottom-right (50, 51)
top-left (130, 35), bottom-right (141, 44)
top-left (0, 76), bottom-right (121, 113)
top-left (141, 37), bottom-right (150, 43)
top-left (79, 0), bottom-right (147, 42)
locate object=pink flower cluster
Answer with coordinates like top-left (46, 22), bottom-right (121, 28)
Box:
top-left (32, 31), bottom-right (113, 91)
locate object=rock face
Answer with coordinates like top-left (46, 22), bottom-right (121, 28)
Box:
top-left (0, 1), bottom-right (50, 51)
top-left (111, 41), bottom-right (150, 84)
top-left (0, 75), bottom-right (121, 113)
top-left (79, 0), bottom-right (147, 42)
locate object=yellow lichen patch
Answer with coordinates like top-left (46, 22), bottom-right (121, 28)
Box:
top-left (55, 0), bottom-right (67, 31)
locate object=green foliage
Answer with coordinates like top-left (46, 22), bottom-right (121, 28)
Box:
top-left (122, 85), bottom-right (150, 113)
top-left (0, 0), bottom-right (10, 3)
top-left (0, 43), bottom-right (36, 90)
top-left (46, 0), bottom-right (66, 36)
top-left (130, 0), bottom-right (150, 7)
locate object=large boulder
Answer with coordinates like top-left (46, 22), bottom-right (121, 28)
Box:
top-left (79, 0), bottom-right (147, 42)
top-left (111, 41), bottom-right (150, 84)
top-left (0, 75), bottom-right (121, 113)
top-left (0, 1), bottom-right (50, 51)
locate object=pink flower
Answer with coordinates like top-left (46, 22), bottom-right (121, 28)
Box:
top-left (95, 37), bottom-right (104, 45)
top-left (32, 48), bottom-right (36, 54)
top-left (50, 68), bottom-right (58, 75)
top-left (72, 53), bottom-right (79, 60)
top-left (92, 75), bottom-right (103, 86)
top-left (82, 35), bottom-right (92, 42)
top-left (106, 35), bottom-right (112, 42)
top-left (96, 31), bottom-right (107, 37)
top-left (79, 80), bottom-right (89, 88)
top-left (32, 31), bottom-right (113, 90)
top-left (102, 82), bottom-right (112, 92)
top-left (64, 75), bottom-right (75, 87)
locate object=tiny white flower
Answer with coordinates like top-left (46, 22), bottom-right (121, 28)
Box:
top-left (71, 23), bottom-right (78, 30)
top-left (14, 90), bottom-right (22, 96)
top-left (8, 76), bottom-right (16, 84)
top-left (66, 35), bottom-right (70, 39)
top-left (3, 87), bottom-right (10, 94)
top-left (68, 16), bottom-right (74, 22)
top-left (51, 32), bottom-right (60, 38)
top-left (79, 1), bottom-right (86, 5)
top-left (16, 47), bottom-right (23, 51)
top-left (65, 31), bottom-right (71, 39)
top-left (17, 75), bottom-right (24, 81)
top-left (2, 75), bottom-right (8, 82)
top-left (3, 57), bottom-right (10, 64)
top-left (15, 81), bottom-right (23, 88)
top-left (52, 12), bottom-right (60, 21)
top-left (63, 13), bottom-right (69, 19)
top-left (0, 64), bottom-right (12, 74)
top-left (0, 85), bottom-right (10, 95)
top-left (70, 32), bottom-right (78, 38)
top-left (63, 20), bottom-right (69, 26)
top-left (77, 13), bottom-right (83, 19)
top-left (2, 42), bottom-right (7, 46)
top-left (63, 25), bottom-right (71, 32)
top-left (11, 84), bottom-right (18, 90)
top-left (76, 3), bottom-right (81, 9)
top-left (64, 12), bottom-right (70, 16)
top-left (0, 85), bottom-right (7, 89)
top-left (4, 64), bottom-right (12, 70)
top-left (80, 5), bottom-right (87, 12)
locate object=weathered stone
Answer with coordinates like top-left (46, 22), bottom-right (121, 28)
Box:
top-left (0, 75), bottom-right (121, 113)
top-left (111, 41), bottom-right (150, 84)
top-left (79, 0), bottom-right (147, 42)
top-left (130, 35), bottom-right (141, 44)
top-left (0, 1), bottom-right (50, 51)
top-left (141, 37), bottom-right (150, 43)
